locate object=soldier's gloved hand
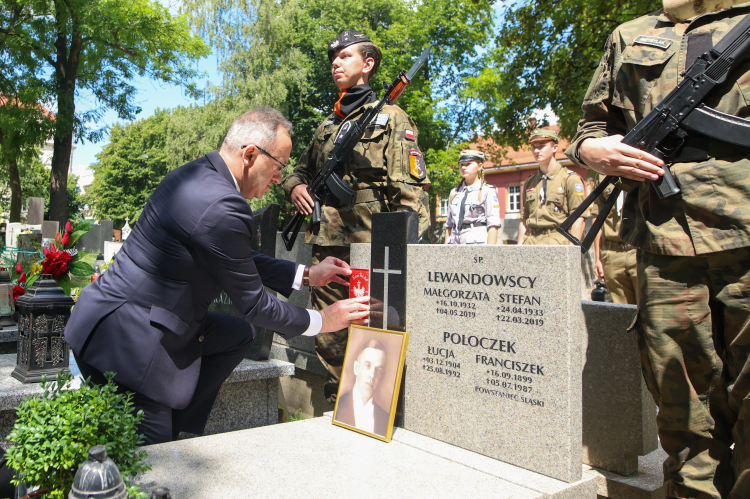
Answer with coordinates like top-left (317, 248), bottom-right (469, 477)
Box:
top-left (291, 184), bottom-right (315, 215)
top-left (309, 256), bottom-right (351, 287)
top-left (579, 135), bottom-right (664, 182)
top-left (319, 296), bottom-right (370, 333)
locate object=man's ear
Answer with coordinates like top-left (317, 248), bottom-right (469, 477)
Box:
top-left (242, 145), bottom-right (258, 168)
top-left (362, 57), bottom-right (375, 80)
top-left (353, 359), bottom-right (359, 377)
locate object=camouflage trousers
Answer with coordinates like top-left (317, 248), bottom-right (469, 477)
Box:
top-left (311, 245), bottom-right (351, 398)
top-left (635, 249), bottom-right (750, 499)
top-left (602, 242), bottom-right (638, 305)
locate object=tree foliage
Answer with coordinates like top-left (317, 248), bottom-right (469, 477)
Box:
top-left (473, 0), bottom-right (661, 149)
top-left (0, 0), bottom-right (209, 222)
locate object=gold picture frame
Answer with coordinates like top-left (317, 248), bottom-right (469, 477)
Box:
top-left (332, 325), bottom-right (409, 442)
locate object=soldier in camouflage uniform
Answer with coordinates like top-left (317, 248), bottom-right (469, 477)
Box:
top-left (591, 174), bottom-right (638, 305)
top-left (282, 30), bottom-right (430, 401)
top-left (567, 2), bottom-right (750, 496)
top-left (518, 129), bottom-right (586, 245)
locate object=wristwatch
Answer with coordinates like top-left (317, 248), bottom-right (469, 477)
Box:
top-left (303, 266), bottom-right (310, 287)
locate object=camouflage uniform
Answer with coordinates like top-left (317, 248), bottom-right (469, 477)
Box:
top-left (592, 174), bottom-right (638, 304)
top-left (282, 102), bottom-right (431, 391)
top-left (521, 163), bottom-right (586, 245)
top-left (567, 6), bottom-right (750, 497)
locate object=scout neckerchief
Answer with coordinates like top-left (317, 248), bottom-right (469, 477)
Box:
top-left (334, 84), bottom-right (377, 118)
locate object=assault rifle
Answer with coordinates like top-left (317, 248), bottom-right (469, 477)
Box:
top-left (558, 13), bottom-right (750, 253)
top-left (281, 45), bottom-right (432, 251)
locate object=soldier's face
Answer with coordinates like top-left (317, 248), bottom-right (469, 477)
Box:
top-left (530, 140), bottom-right (558, 164)
top-left (459, 160), bottom-right (482, 181)
top-left (331, 46), bottom-right (374, 90)
top-left (353, 347), bottom-right (386, 402)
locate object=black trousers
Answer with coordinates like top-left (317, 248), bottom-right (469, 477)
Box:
top-left (77, 311), bottom-right (254, 446)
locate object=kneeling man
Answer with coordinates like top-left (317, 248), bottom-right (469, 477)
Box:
top-left (65, 106), bottom-right (369, 445)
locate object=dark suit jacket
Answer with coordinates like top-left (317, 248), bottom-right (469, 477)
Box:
top-left (65, 151), bottom-right (310, 409)
top-left (335, 389), bottom-right (388, 437)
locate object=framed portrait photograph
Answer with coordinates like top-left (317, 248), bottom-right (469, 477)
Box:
top-left (332, 325), bottom-right (409, 442)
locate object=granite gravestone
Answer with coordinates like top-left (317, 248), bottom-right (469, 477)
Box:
top-left (26, 197), bottom-right (44, 225)
top-left (210, 204), bottom-right (281, 360)
top-left (76, 224), bottom-right (102, 254)
top-left (99, 220), bottom-right (113, 245)
top-left (41, 221), bottom-right (59, 241)
top-left (404, 245), bottom-right (584, 483)
top-left (370, 212), bottom-right (419, 331)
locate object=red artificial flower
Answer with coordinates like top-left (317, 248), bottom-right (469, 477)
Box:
top-left (12, 285), bottom-right (25, 302)
top-left (65, 222), bottom-right (72, 233)
top-left (43, 247), bottom-right (49, 256)
top-left (42, 249), bottom-right (72, 278)
top-left (55, 232), bottom-right (60, 243)
top-left (50, 242), bottom-right (56, 252)
top-left (18, 272), bottom-right (26, 283)
top-left (15, 263), bottom-right (22, 274)
top-left (61, 233), bottom-right (69, 246)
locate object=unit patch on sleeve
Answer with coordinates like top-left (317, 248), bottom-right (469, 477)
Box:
top-left (408, 150), bottom-right (426, 180)
top-left (405, 130), bottom-right (415, 141)
top-left (574, 183), bottom-right (584, 196)
top-left (372, 113), bottom-right (390, 127)
top-left (633, 35), bottom-right (672, 50)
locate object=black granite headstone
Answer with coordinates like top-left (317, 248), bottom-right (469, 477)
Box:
top-left (26, 197), bottom-right (44, 225)
top-left (369, 212), bottom-right (419, 331)
top-left (76, 224), bottom-right (102, 254)
top-left (209, 204), bottom-right (281, 361)
top-left (41, 221), bottom-right (59, 240)
top-left (99, 220), bottom-right (114, 244)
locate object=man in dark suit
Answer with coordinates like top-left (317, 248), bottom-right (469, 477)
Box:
top-left (65, 106), bottom-right (370, 445)
top-left (335, 339), bottom-right (388, 436)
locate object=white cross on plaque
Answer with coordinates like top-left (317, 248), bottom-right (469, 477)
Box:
top-left (372, 246), bottom-right (401, 329)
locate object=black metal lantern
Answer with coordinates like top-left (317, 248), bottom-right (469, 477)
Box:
top-left (12, 274), bottom-right (74, 383)
top-left (68, 445), bottom-right (128, 499)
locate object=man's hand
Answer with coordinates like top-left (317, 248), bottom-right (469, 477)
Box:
top-left (319, 296), bottom-right (370, 333)
top-left (595, 258), bottom-right (605, 279)
top-left (579, 136), bottom-right (665, 181)
top-left (291, 184), bottom-right (315, 215)
top-left (309, 256), bottom-right (351, 287)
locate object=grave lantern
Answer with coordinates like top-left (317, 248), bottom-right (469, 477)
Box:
top-left (68, 445), bottom-right (128, 499)
top-left (12, 274), bottom-right (74, 383)
top-left (0, 267), bottom-right (15, 327)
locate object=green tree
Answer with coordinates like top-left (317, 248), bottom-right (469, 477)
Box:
top-left (0, 0), bottom-right (209, 223)
top-left (87, 112), bottom-right (171, 228)
top-left (472, 0), bottom-right (661, 149)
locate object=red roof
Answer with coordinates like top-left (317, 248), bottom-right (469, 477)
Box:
top-left (0, 96), bottom-right (55, 121)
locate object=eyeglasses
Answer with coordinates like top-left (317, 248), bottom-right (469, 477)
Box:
top-left (241, 144), bottom-right (287, 170)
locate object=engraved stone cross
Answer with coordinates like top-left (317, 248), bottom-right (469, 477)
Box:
top-left (372, 246), bottom-right (401, 329)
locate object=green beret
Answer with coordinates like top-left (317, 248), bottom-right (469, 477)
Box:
top-left (529, 129), bottom-right (558, 143)
top-left (459, 150), bottom-right (485, 162)
top-left (328, 30), bottom-right (372, 62)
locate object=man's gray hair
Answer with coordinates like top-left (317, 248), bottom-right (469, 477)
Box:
top-left (222, 106), bottom-right (293, 152)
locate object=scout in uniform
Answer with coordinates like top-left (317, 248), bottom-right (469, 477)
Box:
top-left (518, 129), bottom-right (585, 245)
top-left (567, 1), bottom-right (750, 496)
top-left (591, 174), bottom-right (637, 305)
top-left (282, 30), bottom-right (430, 401)
top-left (444, 150), bottom-right (501, 245)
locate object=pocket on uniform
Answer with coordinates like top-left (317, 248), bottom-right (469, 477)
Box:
top-left (613, 45), bottom-right (675, 115)
top-left (150, 305), bottom-right (191, 339)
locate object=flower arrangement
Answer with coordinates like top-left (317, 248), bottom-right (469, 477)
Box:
top-left (10, 220), bottom-right (96, 298)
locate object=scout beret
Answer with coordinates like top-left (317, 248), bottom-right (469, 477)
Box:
top-left (328, 30), bottom-right (372, 62)
top-left (529, 128), bottom-right (558, 143)
top-left (459, 150), bottom-right (485, 162)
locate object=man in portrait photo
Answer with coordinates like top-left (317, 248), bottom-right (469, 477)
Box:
top-left (335, 338), bottom-right (389, 436)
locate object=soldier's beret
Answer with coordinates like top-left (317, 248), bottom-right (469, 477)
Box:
top-left (328, 30), bottom-right (372, 62)
top-left (459, 150), bottom-right (485, 163)
top-left (529, 128), bottom-right (558, 143)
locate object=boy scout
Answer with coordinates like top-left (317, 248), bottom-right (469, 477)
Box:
top-left (591, 174), bottom-right (637, 305)
top-left (517, 129), bottom-right (585, 245)
top-left (282, 30), bottom-right (430, 401)
top-left (567, 1), bottom-right (750, 496)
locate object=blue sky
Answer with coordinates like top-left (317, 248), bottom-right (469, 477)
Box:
top-left (71, 53), bottom-right (221, 186)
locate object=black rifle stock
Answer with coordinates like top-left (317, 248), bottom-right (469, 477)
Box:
top-left (558, 13), bottom-right (750, 253)
top-left (281, 46), bottom-right (432, 251)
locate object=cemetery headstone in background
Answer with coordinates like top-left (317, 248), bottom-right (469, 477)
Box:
top-left (404, 244), bottom-right (584, 483)
top-left (26, 197), bottom-right (44, 225)
top-left (41, 221), bottom-right (59, 242)
top-left (76, 224), bottom-right (102, 254)
top-left (99, 220), bottom-right (114, 246)
top-left (209, 204), bottom-right (281, 360)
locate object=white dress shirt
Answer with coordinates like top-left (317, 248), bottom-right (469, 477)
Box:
top-left (351, 382), bottom-right (376, 433)
top-left (229, 171), bottom-right (322, 336)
